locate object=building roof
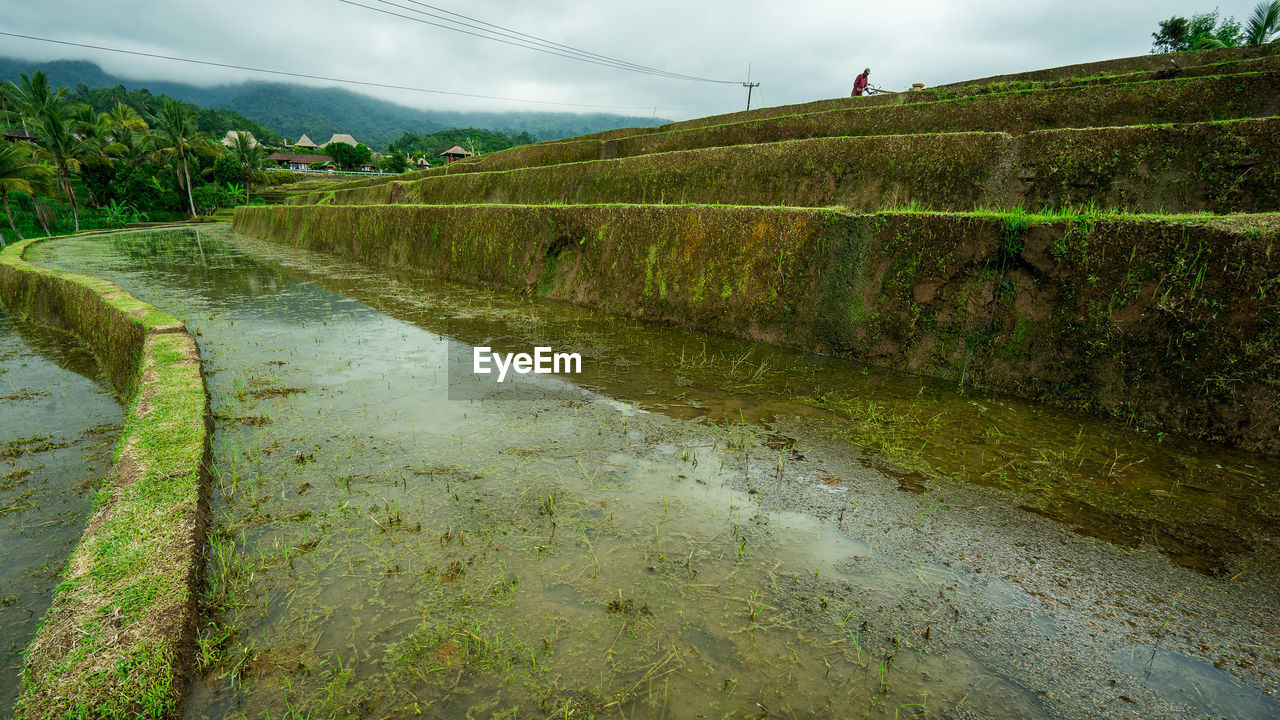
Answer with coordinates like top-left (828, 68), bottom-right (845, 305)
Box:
top-left (267, 152), bottom-right (333, 164)
top-left (4, 128), bottom-right (38, 142)
top-left (292, 134), bottom-right (318, 149)
top-left (440, 145), bottom-right (475, 157)
top-left (221, 130), bottom-right (260, 148)
top-left (321, 133), bottom-right (359, 147)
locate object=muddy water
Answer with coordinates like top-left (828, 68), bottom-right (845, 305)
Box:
top-left (0, 309), bottom-right (122, 715)
top-left (29, 227), bottom-right (1280, 720)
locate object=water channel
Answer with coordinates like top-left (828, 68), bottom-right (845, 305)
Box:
top-left (16, 226), bottom-right (1279, 719)
top-left (0, 308), bottom-right (123, 715)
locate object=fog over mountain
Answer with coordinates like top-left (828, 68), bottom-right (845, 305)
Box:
top-left (0, 58), bottom-right (668, 150)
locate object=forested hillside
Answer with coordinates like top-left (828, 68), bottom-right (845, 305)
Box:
top-left (0, 58), bottom-right (669, 149)
top-left (71, 85), bottom-right (280, 145)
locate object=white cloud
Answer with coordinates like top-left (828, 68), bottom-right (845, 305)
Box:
top-left (3, 0), bottom-right (1266, 120)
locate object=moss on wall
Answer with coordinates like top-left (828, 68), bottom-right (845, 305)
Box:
top-left (299, 71), bottom-right (1280, 208)
top-left (0, 234), bottom-right (211, 720)
top-left (234, 203), bottom-right (1280, 455)
top-left (1019, 118), bottom-right (1280, 212)
top-left (311, 119), bottom-right (1280, 215)
top-left (324, 132), bottom-right (1012, 210)
top-left (611, 72), bottom-right (1280, 159)
top-left (660, 52), bottom-right (1280, 134)
top-left (938, 42), bottom-right (1280, 89)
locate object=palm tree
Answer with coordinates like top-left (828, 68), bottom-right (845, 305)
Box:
top-left (229, 131), bottom-right (265, 204)
top-left (118, 132), bottom-right (159, 170)
top-left (4, 72), bottom-right (108, 233)
top-left (68, 105), bottom-right (123, 207)
top-left (2, 71), bottom-right (67, 134)
top-left (1246, 1), bottom-right (1280, 44)
top-left (0, 141), bottom-right (54, 242)
top-left (103, 102), bottom-right (148, 136)
top-left (34, 105), bottom-right (104, 233)
top-left (101, 103), bottom-right (157, 169)
top-left (152, 100), bottom-right (216, 218)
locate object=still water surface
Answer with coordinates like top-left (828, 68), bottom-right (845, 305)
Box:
top-left (27, 227), bottom-right (1279, 719)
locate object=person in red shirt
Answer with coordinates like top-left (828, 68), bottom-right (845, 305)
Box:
top-left (851, 68), bottom-right (871, 96)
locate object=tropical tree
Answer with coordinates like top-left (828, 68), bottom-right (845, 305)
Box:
top-left (0, 141), bottom-right (55, 242)
top-left (151, 99), bottom-right (217, 218)
top-left (1152, 11), bottom-right (1242, 51)
top-left (325, 141), bottom-right (373, 170)
top-left (1153, 4), bottom-right (1280, 51)
top-left (67, 105), bottom-right (124, 206)
top-left (34, 106), bottom-right (106, 233)
top-left (3, 71), bottom-right (112, 232)
top-left (379, 150), bottom-right (408, 174)
top-left (1246, 1), bottom-right (1280, 44)
top-left (103, 101), bottom-right (149, 136)
top-left (1, 71), bottom-right (68, 133)
top-left (98, 104), bottom-right (157, 170)
top-left (229, 131), bottom-right (265, 203)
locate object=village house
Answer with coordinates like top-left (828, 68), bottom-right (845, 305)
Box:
top-left (3, 127), bottom-right (38, 143)
top-left (220, 130), bottom-right (260, 148)
top-left (440, 145), bottom-right (475, 163)
top-left (321, 133), bottom-right (359, 147)
top-left (272, 131), bottom-right (375, 171)
top-left (266, 152), bottom-right (333, 171)
top-left (290, 134), bottom-right (319, 150)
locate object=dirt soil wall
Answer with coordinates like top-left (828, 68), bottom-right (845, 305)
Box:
top-left (234, 205), bottom-right (1280, 455)
top-left (296, 70), bottom-right (1280, 206)
top-left (313, 119), bottom-right (1280, 215)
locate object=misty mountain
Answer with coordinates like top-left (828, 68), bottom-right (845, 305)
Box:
top-left (0, 58), bottom-right (670, 149)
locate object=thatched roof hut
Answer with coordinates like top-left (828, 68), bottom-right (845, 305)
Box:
top-left (440, 145), bottom-right (475, 163)
top-left (322, 133), bottom-right (359, 147)
top-left (267, 152), bottom-right (333, 170)
top-left (221, 130), bottom-right (260, 148)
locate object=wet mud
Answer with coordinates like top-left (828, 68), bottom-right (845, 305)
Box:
top-left (26, 226), bottom-right (1279, 719)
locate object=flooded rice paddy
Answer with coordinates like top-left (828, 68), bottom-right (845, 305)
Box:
top-left (0, 308), bottom-right (123, 715)
top-left (20, 226), bottom-right (1280, 719)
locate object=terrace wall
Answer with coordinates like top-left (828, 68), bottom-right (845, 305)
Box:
top-left (234, 204), bottom-right (1280, 455)
top-left (0, 233), bottom-right (211, 720)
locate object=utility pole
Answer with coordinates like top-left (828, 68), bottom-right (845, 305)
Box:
top-left (742, 62), bottom-right (760, 110)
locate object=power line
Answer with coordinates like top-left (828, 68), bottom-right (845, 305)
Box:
top-left (337, 0), bottom-right (738, 84)
top-left (381, 0), bottom-right (737, 84)
top-left (380, 0), bottom-right (714, 81)
top-left (0, 31), bottom-right (725, 113)
top-left (340, 0), bottom-right (679, 80)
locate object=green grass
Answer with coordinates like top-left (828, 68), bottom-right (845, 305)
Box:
top-left (1, 231), bottom-right (211, 719)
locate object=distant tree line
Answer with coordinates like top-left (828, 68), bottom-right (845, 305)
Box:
top-left (1152, 1), bottom-right (1280, 52)
top-left (388, 128), bottom-right (536, 164)
top-left (70, 84), bottom-right (280, 145)
top-left (1, 71), bottom-right (267, 240)
top-left (1, 59), bottom-right (671, 151)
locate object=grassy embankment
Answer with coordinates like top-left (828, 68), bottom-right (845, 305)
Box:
top-left (0, 232), bottom-right (210, 719)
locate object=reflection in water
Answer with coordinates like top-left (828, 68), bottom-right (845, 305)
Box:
top-left (88, 227), bottom-right (1276, 575)
top-left (1114, 646), bottom-right (1278, 719)
top-left (27, 227), bottom-right (1279, 719)
top-left (0, 309), bottom-right (122, 716)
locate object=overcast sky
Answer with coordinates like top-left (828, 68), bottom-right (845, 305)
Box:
top-left (2, 1), bottom-right (1267, 120)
